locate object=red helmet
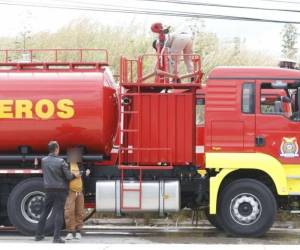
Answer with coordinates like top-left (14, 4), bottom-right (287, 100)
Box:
top-left (151, 22), bottom-right (163, 33)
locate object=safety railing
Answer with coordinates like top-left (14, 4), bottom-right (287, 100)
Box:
top-left (0, 49), bottom-right (109, 71)
top-left (119, 56), bottom-right (139, 84)
top-left (120, 53), bottom-right (202, 85)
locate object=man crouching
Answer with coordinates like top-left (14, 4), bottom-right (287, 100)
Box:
top-left (64, 148), bottom-right (90, 241)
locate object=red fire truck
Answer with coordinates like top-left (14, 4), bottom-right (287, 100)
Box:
top-left (0, 46), bottom-right (299, 238)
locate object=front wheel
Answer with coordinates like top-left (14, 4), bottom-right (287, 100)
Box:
top-left (217, 178), bottom-right (277, 237)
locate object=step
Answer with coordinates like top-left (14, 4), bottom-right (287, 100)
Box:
top-left (118, 165), bottom-right (173, 170)
top-left (121, 111), bottom-right (139, 114)
top-left (120, 129), bottom-right (138, 133)
top-left (290, 210), bottom-right (300, 214)
top-left (122, 188), bottom-right (141, 192)
top-left (287, 175), bottom-right (300, 179)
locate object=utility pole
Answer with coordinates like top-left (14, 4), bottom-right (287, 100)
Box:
top-left (20, 30), bottom-right (31, 50)
top-left (15, 10), bottom-right (32, 51)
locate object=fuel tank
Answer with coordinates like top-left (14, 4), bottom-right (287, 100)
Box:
top-left (0, 69), bottom-right (118, 156)
top-left (96, 180), bottom-right (180, 215)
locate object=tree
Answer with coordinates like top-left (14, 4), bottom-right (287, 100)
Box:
top-left (233, 36), bottom-right (241, 56)
top-left (281, 23), bottom-right (298, 60)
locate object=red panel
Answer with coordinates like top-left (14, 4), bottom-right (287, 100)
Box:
top-left (211, 121), bottom-right (244, 148)
top-left (205, 79), bottom-right (255, 152)
top-left (256, 114), bottom-right (300, 164)
top-left (196, 125), bottom-right (205, 168)
top-left (125, 92), bottom-right (195, 165)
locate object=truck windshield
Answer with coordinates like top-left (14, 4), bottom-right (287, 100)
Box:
top-left (261, 82), bottom-right (300, 121)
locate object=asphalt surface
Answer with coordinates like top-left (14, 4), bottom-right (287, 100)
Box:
top-left (0, 226), bottom-right (300, 245)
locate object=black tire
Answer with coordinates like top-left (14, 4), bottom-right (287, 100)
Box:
top-left (0, 183), bottom-right (12, 226)
top-left (204, 208), bottom-right (223, 231)
top-left (0, 217), bottom-right (11, 226)
top-left (7, 177), bottom-right (54, 236)
top-left (217, 178), bottom-right (277, 237)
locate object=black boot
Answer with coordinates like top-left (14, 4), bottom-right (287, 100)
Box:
top-left (35, 235), bottom-right (45, 241)
top-left (53, 238), bottom-right (65, 244)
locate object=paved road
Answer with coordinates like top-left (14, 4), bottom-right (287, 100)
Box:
top-left (0, 226), bottom-right (299, 245)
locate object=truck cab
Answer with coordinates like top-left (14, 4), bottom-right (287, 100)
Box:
top-left (205, 67), bottom-right (300, 155)
top-left (205, 66), bottom-right (300, 236)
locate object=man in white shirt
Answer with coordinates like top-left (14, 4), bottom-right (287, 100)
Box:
top-left (149, 23), bottom-right (195, 83)
top-left (164, 26), bottom-right (194, 77)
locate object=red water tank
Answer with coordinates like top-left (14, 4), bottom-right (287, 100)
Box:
top-left (0, 69), bottom-right (118, 156)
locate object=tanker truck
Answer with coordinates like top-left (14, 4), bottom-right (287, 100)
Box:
top-left (0, 48), bottom-right (300, 237)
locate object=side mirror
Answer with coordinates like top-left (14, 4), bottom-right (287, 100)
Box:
top-left (294, 81), bottom-right (300, 88)
top-left (282, 96), bottom-right (291, 103)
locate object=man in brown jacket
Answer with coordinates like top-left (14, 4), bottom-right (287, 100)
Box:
top-left (64, 148), bottom-right (90, 240)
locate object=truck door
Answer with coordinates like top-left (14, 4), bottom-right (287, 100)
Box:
top-left (255, 80), bottom-right (300, 164)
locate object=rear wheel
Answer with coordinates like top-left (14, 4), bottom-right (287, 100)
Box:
top-left (217, 178), bottom-right (277, 237)
top-left (7, 178), bottom-right (54, 235)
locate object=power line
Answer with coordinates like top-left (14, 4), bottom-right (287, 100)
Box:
top-left (136, 0), bottom-right (300, 13)
top-left (256, 0), bottom-right (300, 5)
top-left (0, 0), bottom-right (300, 24)
top-left (51, 0), bottom-right (300, 14)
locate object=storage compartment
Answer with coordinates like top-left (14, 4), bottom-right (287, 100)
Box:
top-left (124, 92), bottom-right (195, 165)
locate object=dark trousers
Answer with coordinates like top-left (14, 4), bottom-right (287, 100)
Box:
top-left (36, 190), bottom-right (67, 239)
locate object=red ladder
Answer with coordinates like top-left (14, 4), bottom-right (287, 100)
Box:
top-left (118, 80), bottom-right (143, 210)
top-left (118, 57), bottom-right (173, 211)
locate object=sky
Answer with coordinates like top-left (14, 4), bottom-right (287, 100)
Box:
top-left (0, 0), bottom-right (300, 57)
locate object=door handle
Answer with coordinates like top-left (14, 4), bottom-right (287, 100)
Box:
top-left (256, 136), bottom-right (265, 147)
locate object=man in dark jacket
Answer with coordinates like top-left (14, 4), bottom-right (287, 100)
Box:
top-left (35, 141), bottom-right (77, 243)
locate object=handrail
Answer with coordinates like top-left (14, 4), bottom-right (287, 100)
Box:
top-left (0, 48), bottom-right (109, 64)
top-left (120, 53), bottom-right (202, 86)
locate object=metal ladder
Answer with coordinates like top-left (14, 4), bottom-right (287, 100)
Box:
top-left (118, 81), bottom-right (143, 210)
top-left (118, 57), bottom-right (173, 211)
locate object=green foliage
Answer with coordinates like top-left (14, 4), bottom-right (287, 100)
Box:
top-left (0, 18), bottom-right (276, 77)
top-left (281, 23), bottom-right (298, 60)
